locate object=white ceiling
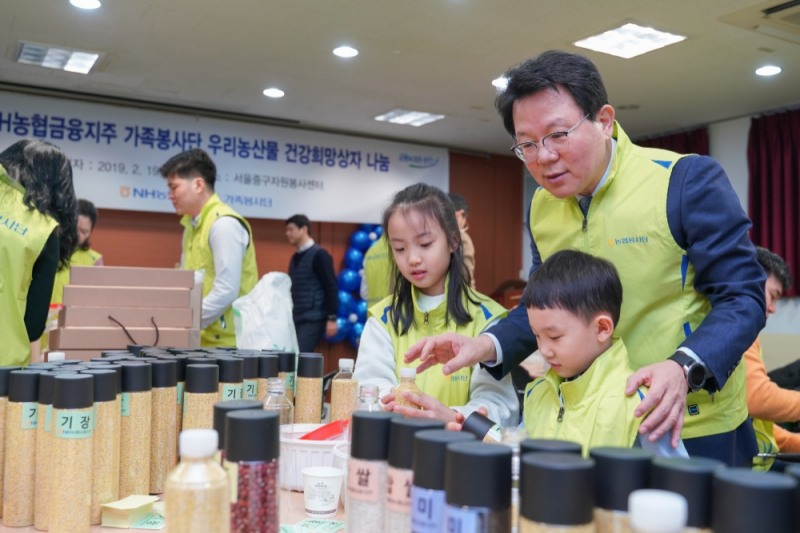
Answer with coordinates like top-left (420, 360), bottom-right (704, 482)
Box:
top-left (2, 0), bottom-right (800, 156)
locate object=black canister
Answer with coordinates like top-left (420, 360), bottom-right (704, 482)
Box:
top-left (212, 399), bottom-right (264, 458)
top-left (256, 354), bottom-right (279, 402)
top-left (520, 452), bottom-right (594, 529)
top-left (461, 411), bottom-right (502, 443)
top-left (348, 411), bottom-right (395, 533)
top-left (589, 446), bottom-right (652, 513)
top-left (233, 354), bottom-right (260, 400)
top-left (651, 456), bottom-right (724, 530)
top-left (712, 467), bottom-right (797, 533)
top-left (217, 356), bottom-right (245, 400)
top-left (520, 438), bottom-right (582, 456)
top-left (183, 364), bottom-right (220, 431)
top-left (276, 351), bottom-right (296, 402)
top-left (295, 353), bottom-right (324, 424)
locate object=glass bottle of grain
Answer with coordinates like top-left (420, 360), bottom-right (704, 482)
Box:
top-left (0, 366), bottom-right (21, 520)
top-left (183, 363), bottom-right (219, 430)
top-left (165, 429), bottom-right (230, 533)
top-left (589, 447), bottom-right (653, 533)
top-left (330, 358), bottom-right (357, 422)
top-left (33, 372), bottom-right (56, 531)
top-left (118, 361), bottom-right (153, 498)
top-left (347, 411), bottom-right (394, 533)
top-left (233, 353), bottom-right (260, 400)
top-left (149, 359), bottom-right (178, 494)
top-left (276, 351), bottom-right (296, 403)
top-left (217, 356), bottom-right (245, 401)
top-left (255, 354), bottom-right (279, 402)
top-left (393, 367), bottom-right (422, 409)
top-left (295, 353), bottom-right (324, 424)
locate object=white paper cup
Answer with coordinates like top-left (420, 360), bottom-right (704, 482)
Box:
top-left (302, 466), bottom-right (344, 518)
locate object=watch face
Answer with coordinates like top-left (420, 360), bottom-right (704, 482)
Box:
top-left (688, 364), bottom-right (706, 390)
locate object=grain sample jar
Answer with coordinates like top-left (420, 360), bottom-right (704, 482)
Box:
top-left (34, 372), bottom-right (57, 530)
top-left (234, 354), bottom-right (260, 400)
top-left (444, 441), bottom-right (512, 532)
top-left (330, 358), bottom-right (357, 423)
top-left (628, 489), bottom-right (687, 533)
top-left (149, 359), bottom-right (178, 494)
top-left (0, 366), bottom-right (20, 519)
top-left (263, 377), bottom-right (294, 490)
top-left (225, 410), bottom-right (281, 533)
top-left (411, 429), bottom-right (476, 533)
top-left (81, 369), bottom-right (121, 525)
top-left (183, 363), bottom-right (220, 430)
top-left (276, 351), bottom-right (296, 403)
top-left (158, 354), bottom-right (189, 436)
top-left (712, 468), bottom-right (797, 533)
top-left (347, 411), bottom-right (394, 533)
top-left (393, 367), bottom-right (422, 409)
top-left (590, 447), bottom-right (653, 533)
top-left (521, 438), bottom-right (583, 456)
top-left (651, 457), bottom-right (724, 533)
top-left (294, 353), bottom-right (324, 424)
top-left (213, 399), bottom-right (263, 463)
top-left (519, 452), bottom-right (595, 532)
top-left (385, 417), bottom-right (443, 532)
top-left (165, 429), bottom-right (230, 533)
top-left (49, 373), bottom-right (94, 533)
top-left (118, 361), bottom-right (153, 498)
top-left (256, 354), bottom-right (279, 402)
top-left (218, 356), bottom-right (245, 401)
top-left (461, 410), bottom-right (502, 443)
top-left (2, 369), bottom-right (41, 526)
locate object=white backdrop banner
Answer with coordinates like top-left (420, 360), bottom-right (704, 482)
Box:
top-left (0, 91), bottom-right (448, 223)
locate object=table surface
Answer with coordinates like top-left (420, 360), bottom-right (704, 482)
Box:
top-left (0, 490), bottom-right (344, 531)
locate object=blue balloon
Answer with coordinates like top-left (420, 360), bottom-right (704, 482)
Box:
top-left (344, 247), bottom-right (365, 271)
top-left (337, 290), bottom-right (355, 318)
top-left (348, 321), bottom-right (365, 349)
top-left (349, 230), bottom-right (371, 252)
top-left (325, 317), bottom-right (351, 343)
top-left (373, 226), bottom-right (383, 239)
top-left (337, 269), bottom-right (361, 292)
top-left (355, 299), bottom-right (368, 323)
top-left (359, 223), bottom-right (374, 232)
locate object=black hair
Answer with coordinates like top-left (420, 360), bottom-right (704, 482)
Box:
top-left (495, 50), bottom-right (609, 138)
top-left (522, 250), bottom-right (622, 326)
top-left (77, 198), bottom-right (97, 250)
top-left (286, 214), bottom-right (311, 235)
top-left (159, 148), bottom-right (217, 190)
top-left (0, 139), bottom-right (78, 270)
top-left (756, 247), bottom-right (792, 291)
top-left (447, 192), bottom-right (469, 215)
top-left (382, 182), bottom-right (477, 335)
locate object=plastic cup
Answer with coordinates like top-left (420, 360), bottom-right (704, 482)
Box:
top-left (302, 466), bottom-right (344, 518)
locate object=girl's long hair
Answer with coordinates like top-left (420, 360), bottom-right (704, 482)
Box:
top-left (382, 182), bottom-right (478, 335)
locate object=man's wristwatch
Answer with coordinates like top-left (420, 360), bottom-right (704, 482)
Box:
top-left (668, 352), bottom-right (709, 393)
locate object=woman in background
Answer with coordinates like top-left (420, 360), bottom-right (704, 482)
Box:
top-left (51, 198), bottom-right (103, 305)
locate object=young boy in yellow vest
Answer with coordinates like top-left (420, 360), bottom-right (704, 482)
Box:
top-left (523, 249), bottom-right (686, 457)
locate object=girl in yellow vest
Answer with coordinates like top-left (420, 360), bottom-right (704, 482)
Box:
top-left (51, 198), bottom-right (104, 305)
top-left (353, 183), bottom-right (518, 426)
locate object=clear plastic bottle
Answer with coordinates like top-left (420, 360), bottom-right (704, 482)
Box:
top-left (331, 358), bottom-right (358, 422)
top-left (165, 429), bottom-right (230, 533)
top-left (263, 377), bottom-right (294, 491)
top-left (501, 426), bottom-right (526, 533)
top-left (356, 384), bottom-right (382, 413)
top-left (392, 367), bottom-right (422, 409)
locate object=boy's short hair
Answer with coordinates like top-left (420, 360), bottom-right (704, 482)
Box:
top-left (286, 214), bottom-right (311, 230)
top-left (756, 246), bottom-right (792, 292)
top-left (159, 149), bottom-right (217, 190)
top-left (522, 249), bottom-right (622, 325)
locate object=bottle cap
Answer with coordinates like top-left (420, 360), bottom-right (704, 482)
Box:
top-left (118, 361), bottom-right (152, 393)
top-left (461, 411), bottom-right (499, 441)
top-left (216, 356), bottom-right (244, 383)
top-left (521, 438), bottom-right (582, 455)
top-left (350, 411), bottom-right (394, 460)
top-left (399, 367), bottom-right (416, 379)
top-left (257, 354), bottom-right (279, 379)
top-left (412, 429), bottom-right (475, 490)
top-left (225, 410), bottom-right (280, 462)
top-left (212, 400), bottom-right (263, 450)
top-left (97, 354), bottom-right (134, 362)
top-left (387, 417), bottom-right (443, 469)
top-left (185, 364), bottom-right (219, 393)
top-left (338, 358), bottom-right (354, 371)
top-left (651, 456), bottom-right (724, 528)
top-left (589, 447), bottom-right (653, 511)
top-left (277, 351), bottom-right (295, 373)
top-left (150, 359), bottom-right (177, 388)
top-left (8, 369), bottom-right (42, 402)
top-left (156, 354), bottom-right (189, 382)
top-left (520, 452), bottom-right (594, 525)
top-left (232, 354), bottom-right (259, 379)
top-left (629, 489), bottom-right (688, 533)
top-left (81, 369), bottom-right (120, 402)
top-left (712, 467), bottom-right (797, 532)
top-left (53, 373), bottom-right (94, 410)
top-left (179, 428), bottom-right (218, 458)
top-left (48, 351), bottom-right (66, 361)
top-left (445, 441), bottom-right (511, 509)
top-left (0, 366), bottom-right (21, 397)
top-left (297, 353), bottom-right (324, 378)
top-left (38, 372), bottom-right (57, 405)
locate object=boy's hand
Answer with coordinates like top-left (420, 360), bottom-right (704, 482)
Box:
top-left (626, 360), bottom-right (688, 448)
top-left (381, 390), bottom-right (459, 425)
top-left (405, 333), bottom-right (496, 375)
top-left (446, 406), bottom-right (489, 432)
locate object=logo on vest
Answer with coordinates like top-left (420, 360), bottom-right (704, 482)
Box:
top-left (607, 235), bottom-right (649, 247)
top-left (687, 404), bottom-right (700, 416)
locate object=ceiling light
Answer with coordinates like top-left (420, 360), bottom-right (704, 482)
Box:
top-left (374, 109), bottom-right (445, 127)
top-left (333, 46), bottom-right (359, 58)
top-left (262, 88), bottom-right (285, 98)
top-left (17, 41), bottom-right (100, 74)
top-left (70, 0), bottom-right (101, 9)
top-left (492, 76), bottom-right (508, 92)
top-left (755, 65), bottom-right (782, 77)
top-left (574, 23), bottom-right (686, 59)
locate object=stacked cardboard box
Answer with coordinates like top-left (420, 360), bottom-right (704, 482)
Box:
top-left (49, 266), bottom-right (201, 359)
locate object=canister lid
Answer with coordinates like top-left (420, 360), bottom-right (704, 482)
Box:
top-left (651, 456), bottom-right (724, 528)
top-left (37, 372), bottom-right (57, 405)
top-left (589, 447), bottom-right (653, 511)
top-left (232, 354), bottom-right (259, 379)
top-left (387, 417), bottom-right (443, 469)
top-left (257, 354), bottom-right (279, 379)
top-left (187, 356), bottom-right (212, 366)
top-left (461, 410), bottom-right (498, 441)
top-left (297, 353), bottom-right (324, 378)
top-left (0, 366), bottom-right (21, 397)
top-left (150, 359), bottom-right (177, 388)
top-left (118, 361), bottom-right (152, 393)
top-left (350, 411), bottom-right (395, 460)
top-left (8, 369), bottom-right (42, 402)
top-left (412, 429), bottom-right (475, 490)
top-left (185, 364), bottom-right (219, 393)
top-left (520, 452), bottom-right (594, 525)
top-left (156, 354), bottom-right (189, 381)
top-left (276, 351), bottom-right (295, 372)
top-left (53, 373), bottom-right (94, 409)
top-left (81, 369), bottom-right (119, 402)
top-left (216, 356), bottom-right (244, 383)
top-left (521, 438), bottom-right (582, 455)
top-left (445, 441), bottom-right (511, 509)
top-left (213, 399), bottom-right (263, 450)
top-left (712, 467), bottom-right (797, 533)
top-left (225, 410), bottom-right (280, 462)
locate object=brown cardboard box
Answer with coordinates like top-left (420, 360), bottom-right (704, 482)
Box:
top-left (49, 327), bottom-right (200, 350)
top-left (63, 286), bottom-right (194, 309)
top-left (59, 306), bottom-right (195, 328)
top-left (69, 265), bottom-right (195, 288)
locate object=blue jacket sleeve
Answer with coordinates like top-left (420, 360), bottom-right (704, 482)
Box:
top-left (667, 156), bottom-right (766, 390)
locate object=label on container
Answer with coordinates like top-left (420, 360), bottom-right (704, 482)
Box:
top-left (45, 404), bottom-right (53, 432)
top-left (281, 371), bottom-right (295, 394)
top-left (482, 425), bottom-right (503, 444)
top-left (55, 410), bottom-right (94, 439)
top-left (444, 505), bottom-right (491, 533)
top-left (121, 392), bottom-right (131, 416)
top-left (347, 458), bottom-right (382, 503)
top-left (386, 466), bottom-right (413, 513)
top-left (221, 383), bottom-right (244, 401)
top-left (243, 379), bottom-right (258, 400)
top-left (411, 485), bottom-right (446, 533)
top-left (20, 402), bottom-right (38, 430)
top-left (176, 381), bottom-right (184, 405)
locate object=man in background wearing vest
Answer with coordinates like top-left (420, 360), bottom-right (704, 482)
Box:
top-left (160, 149), bottom-right (258, 347)
top-left (285, 214), bottom-right (338, 352)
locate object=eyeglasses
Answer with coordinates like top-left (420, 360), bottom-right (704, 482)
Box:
top-left (510, 114), bottom-right (590, 162)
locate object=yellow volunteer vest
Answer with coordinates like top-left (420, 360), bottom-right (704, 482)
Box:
top-left (371, 285), bottom-right (507, 407)
top-left (523, 339), bottom-right (643, 456)
top-left (50, 247), bottom-right (103, 305)
top-left (0, 168), bottom-right (59, 366)
top-left (181, 193), bottom-right (258, 347)
top-left (529, 122), bottom-right (747, 439)
top-left (751, 341), bottom-right (778, 471)
top-left (363, 235), bottom-right (392, 307)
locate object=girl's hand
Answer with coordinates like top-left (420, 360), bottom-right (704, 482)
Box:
top-left (446, 406), bottom-right (489, 432)
top-left (382, 390), bottom-right (459, 424)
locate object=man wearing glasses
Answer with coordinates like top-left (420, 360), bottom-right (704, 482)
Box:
top-left (407, 50), bottom-right (765, 466)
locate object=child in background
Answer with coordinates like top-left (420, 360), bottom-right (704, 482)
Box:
top-left (354, 183), bottom-right (518, 426)
top-left (523, 249), bottom-right (686, 456)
